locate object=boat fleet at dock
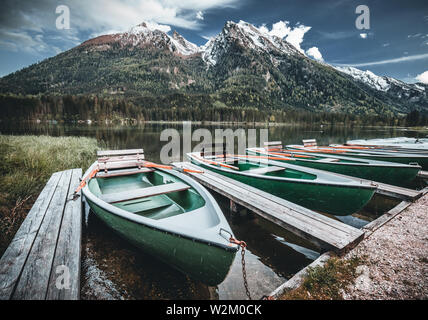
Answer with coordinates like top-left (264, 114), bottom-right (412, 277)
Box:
top-left (80, 137), bottom-right (428, 285)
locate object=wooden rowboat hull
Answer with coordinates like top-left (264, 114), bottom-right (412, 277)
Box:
top-left (82, 163), bottom-right (237, 286)
top-left (188, 154), bottom-right (376, 216)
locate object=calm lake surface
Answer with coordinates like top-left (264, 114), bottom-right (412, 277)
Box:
top-left (1, 121), bottom-right (425, 299)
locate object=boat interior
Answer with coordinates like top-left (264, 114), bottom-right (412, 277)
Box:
top-left (200, 154), bottom-right (318, 180)
top-left (88, 169), bottom-right (205, 220)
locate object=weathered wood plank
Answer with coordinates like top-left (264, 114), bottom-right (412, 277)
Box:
top-left (363, 201), bottom-right (411, 235)
top-left (0, 172), bottom-right (62, 300)
top-left (173, 162), bottom-right (364, 253)
top-left (12, 170), bottom-right (73, 300)
top-left (97, 149), bottom-right (144, 157)
top-left (96, 167), bottom-right (154, 178)
top-left (315, 170), bottom-right (420, 201)
top-left (97, 154), bottom-right (145, 163)
top-left (97, 160), bottom-right (145, 171)
top-left (264, 141), bottom-right (282, 146)
top-left (46, 168), bottom-right (82, 300)
top-left (418, 170), bottom-right (428, 179)
top-left (100, 182), bottom-right (190, 203)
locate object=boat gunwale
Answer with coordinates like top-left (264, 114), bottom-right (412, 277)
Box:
top-left (81, 161), bottom-right (239, 252)
top-left (187, 152), bottom-right (377, 190)
top-left (246, 147), bottom-right (422, 169)
top-left (286, 145), bottom-right (428, 159)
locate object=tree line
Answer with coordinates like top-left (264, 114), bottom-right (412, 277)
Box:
top-left (0, 93), bottom-right (426, 126)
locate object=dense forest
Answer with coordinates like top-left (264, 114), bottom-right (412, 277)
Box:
top-left (1, 93), bottom-right (426, 126)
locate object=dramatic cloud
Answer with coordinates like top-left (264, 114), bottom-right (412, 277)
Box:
top-left (306, 47), bottom-right (323, 61)
top-left (0, 0), bottom-right (240, 54)
top-left (416, 70), bottom-right (428, 84)
top-left (335, 53), bottom-right (428, 67)
top-left (259, 21), bottom-right (311, 53)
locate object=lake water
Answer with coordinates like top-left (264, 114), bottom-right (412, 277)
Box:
top-left (1, 121), bottom-right (423, 299)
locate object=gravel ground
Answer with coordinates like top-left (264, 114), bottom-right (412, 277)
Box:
top-left (343, 193), bottom-right (428, 300)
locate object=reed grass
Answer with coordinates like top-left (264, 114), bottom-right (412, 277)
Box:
top-left (0, 135), bottom-right (99, 255)
top-left (280, 256), bottom-right (363, 300)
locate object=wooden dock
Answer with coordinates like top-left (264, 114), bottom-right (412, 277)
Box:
top-left (173, 162), bottom-right (364, 254)
top-left (318, 171), bottom-right (422, 201)
top-left (0, 168), bottom-right (82, 300)
top-left (418, 170), bottom-right (428, 179)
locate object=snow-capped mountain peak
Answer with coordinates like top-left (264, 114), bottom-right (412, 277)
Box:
top-left (334, 66), bottom-right (391, 91)
top-left (201, 20), bottom-right (301, 65)
top-left (81, 22), bottom-right (199, 56)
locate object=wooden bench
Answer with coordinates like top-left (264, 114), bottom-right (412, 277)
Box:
top-left (100, 182), bottom-right (190, 204)
top-left (97, 149), bottom-right (144, 158)
top-left (246, 166), bottom-right (285, 175)
top-left (264, 141), bottom-right (283, 150)
top-left (0, 169), bottom-right (82, 300)
top-left (96, 167), bottom-right (154, 178)
top-left (302, 139), bottom-right (317, 147)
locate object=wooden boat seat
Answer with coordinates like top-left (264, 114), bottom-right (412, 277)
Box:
top-left (100, 182), bottom-right (190, 204)
top-left (316, 158), bottom-right (340, 163)
top-left (246, 166), bottom-right (285, 175)
top-left (303, 139), bottom-right (317, 147)
top-left (96, 167), bottom-right (154, 178)
top-left (97, 149), bottom-right (144, 158)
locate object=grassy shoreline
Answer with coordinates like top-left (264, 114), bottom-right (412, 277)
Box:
top-left (0, 135), bottom-right (99, 255)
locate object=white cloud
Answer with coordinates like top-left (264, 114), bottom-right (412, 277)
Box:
top-left (416, 70), bottom-right (428, 84)
top-left (196, 11), bottom-right (204, 20)
top-left (269, 21), bottom-right (291, 39)
top-left (258, 20), bottom-right (311, 53)
top-left (70, 0), bottom-right (239, 32)
top-left (335, 53), bottom-right (428, 67)
top-left (0, 30), bottom-right (48, 54)
top-left (359, 33), bottom-right (367, 39)
top-left (306, 47), bottom-right (323, 61)
top-left (285, 25), bottom-right (311, 52)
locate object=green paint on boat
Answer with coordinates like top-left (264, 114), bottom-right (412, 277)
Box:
top-left (82, 163), bottom-right (238, 286)
top-left (247, 147), bottom-right (421, 186)
top-left (287, 145), bottom-right (428, 170)
top-left (188, 153), bottom-right (376, 216)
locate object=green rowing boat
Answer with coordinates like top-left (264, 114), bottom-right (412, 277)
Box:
top-left (187, 152), bottom-right (376, 216)
top-left (286, 144), bottom-right (428, 170)
top-left (247, 147), bottom-right (421, 186)
top-left (81, 160), bottom-right (238, 286)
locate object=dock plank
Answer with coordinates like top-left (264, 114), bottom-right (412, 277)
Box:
top-left (173, 162), bottom-right (364, 253)
top-left (46, 169), bottom-right (82, 300)
top-left (316, 170), bottom-right (421, 201)
top-left (418, 170), bottom-right (428, 179)
top-left (12, 170), bottom-right (73, 300)
top-left (0, 172), bottom-right (62, 300)
top-left (97, 149), bottom-right (144, 158)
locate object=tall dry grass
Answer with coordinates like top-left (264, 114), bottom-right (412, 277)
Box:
top-left (0, 135), bottom-right (99, 255)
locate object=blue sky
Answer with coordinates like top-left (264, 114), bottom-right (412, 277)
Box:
top-left (0, 0), bottom-right (427, 83)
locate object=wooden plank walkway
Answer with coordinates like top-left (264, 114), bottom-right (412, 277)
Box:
top-left (0, 168), bottom-right (82, 300)
top-left (316, 171), bottom-right (422, 201)
top-left (418, 170), bottom-right (428, 179)
top-left (173, 162), bottom-right (364, 254)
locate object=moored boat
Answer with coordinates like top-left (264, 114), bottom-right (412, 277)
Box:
top-left (346, 137), bottom-right (428, 151)
top-left (81, 149), bottom-right (238, 286)
top-left (187, 152), bottom-right (376, 216)
top-left (286, 140), bottom-right (428, 170)
top-left (246, 146), bottom-right (421, 186)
